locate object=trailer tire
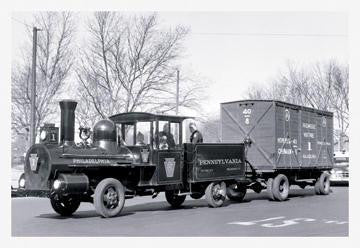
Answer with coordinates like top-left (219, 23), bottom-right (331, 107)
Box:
top-left (50, 194), bottom-right (81, 216)
top-left (94, 178), bottom-right (125, 218)
top-left (316, 172), bottom-right (331, 195)
top-left (205, 182), bottom-right (226, 208)
top-left (165, 190), bottom-right (186, 207)
top-left (226, 184), bottom-right (246, 202)
top-left (266, 178), bottom-right (275, 200)
top-left (314, 180), bottom-right (321, 195)
top-left (272, 174), bottom-right (289, 201)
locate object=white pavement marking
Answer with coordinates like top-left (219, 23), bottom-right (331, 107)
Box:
top-left (228, 216), bottom-right (285, 226)
top-left (229, 217), bottom-right (348, 228)
top-left (261, 218), bottom-right (315, 228)
top-left (324, 220), bottom-right (348, 225)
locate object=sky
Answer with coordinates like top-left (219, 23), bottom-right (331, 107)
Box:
top-left (12, 11), bottom-right (348, 118)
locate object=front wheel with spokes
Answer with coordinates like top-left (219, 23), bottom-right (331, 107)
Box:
top-left (94, 178), bottom-right (125, 218)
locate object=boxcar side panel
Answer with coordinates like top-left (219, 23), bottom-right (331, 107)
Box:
top-left (300, 110), bottom-right (318, 167)
top-left (221, 101), bottom-right (276, 170)
top-left (315, 113), bottom-right (333, 168)
top-left (221, 100), bottom-right (333, 171)
top-left (275, 104), bottom-right (301, 169)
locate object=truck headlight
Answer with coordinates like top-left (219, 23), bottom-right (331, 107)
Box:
top-left (53, 179), bottom-right (62, 190)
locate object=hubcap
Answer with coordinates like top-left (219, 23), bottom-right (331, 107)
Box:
top-left (279, 181), bottom-right (284, 192)
top-left (212, 184), bottom-right (225, 200)
top-left (103, 187), bottom-right (119, 209)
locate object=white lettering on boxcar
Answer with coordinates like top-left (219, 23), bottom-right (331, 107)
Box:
top-left (277, 138), bottom-right (297, 144)
top-left (303, 132), bottom-right (314, 138)
top-left (278, 148), bottom-right (293, 154)
top-left (317, 141), bottom-right (331, 146)
top-left (303, 154), bottom-right (316, 159)
top-left (302, 123), bottom-right (316, 130)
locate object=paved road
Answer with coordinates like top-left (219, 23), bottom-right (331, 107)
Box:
top-left (12, 186), bottom-right (348, 237)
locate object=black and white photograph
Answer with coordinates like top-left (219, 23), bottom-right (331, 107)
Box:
top-left (2, 0), bottom-right (358, 245)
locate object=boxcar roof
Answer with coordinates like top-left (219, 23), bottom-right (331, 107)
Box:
top-left (221, 99), bottom-right (333, 116)
top-left (109, 112), bottom-right (193, 124)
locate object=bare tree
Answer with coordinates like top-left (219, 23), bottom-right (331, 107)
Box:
top-left (11, 12), bottom-right (75, 145)
top-left (75, 12), bottom-right (203, 126)
top-left (200, 116), bottom-right (221, 143)
top-left (244, 60), bottom-right (349, 149)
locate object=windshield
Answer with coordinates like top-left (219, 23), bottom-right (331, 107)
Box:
top-left (116, 121), bottom-right (152, 146)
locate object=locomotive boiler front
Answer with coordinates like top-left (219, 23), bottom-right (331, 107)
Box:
top-left (24, 99), bottom-right (79, 191)
top-left (24, 99), bottom-right (135, 193)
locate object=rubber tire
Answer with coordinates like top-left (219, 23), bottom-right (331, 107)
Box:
top-left (272, 174), bottom-right (289, 201)
top-left (266, 178), bottom-right (275, 201)
top-left (205, 182), bottom-right (226, 208)
top-left (94, 178), bottom-right (125, 218)
top-left (226, 184), bottom-right (246, 202)
top-left (50, 194), bottom-right (81, 216)
top-left (190, 192), bottom-right (204, 200)
top-left (165, 191), bottom-right (186, 207)
top-left (314, 180), bottom-right (321, 195)
top-left (316, 172), bottom-right (331, 195)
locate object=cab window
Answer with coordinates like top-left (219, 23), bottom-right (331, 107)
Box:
top-left (157, 121), bottom-right (180, 149)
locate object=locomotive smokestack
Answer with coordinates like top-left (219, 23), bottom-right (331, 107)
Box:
top-left (59, 100), bottom-right (77, 145)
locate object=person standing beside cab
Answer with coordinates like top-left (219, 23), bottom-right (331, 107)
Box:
top-left (189, 122), bottom-right (203, 144)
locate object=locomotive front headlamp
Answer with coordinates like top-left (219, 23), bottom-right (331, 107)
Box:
top-left (40, 130), bottom-right (47, 141)
top-left (19, 178), bottom-right (25, 188)
top-left (53, 179), bottom-right (62, 190)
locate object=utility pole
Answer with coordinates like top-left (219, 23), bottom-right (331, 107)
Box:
top-left (175, 69), bottom-right (180, 142)
top-left (29, 27), bottom-right (39, 147)
top-left (176, 69), bottom-right (180, 115)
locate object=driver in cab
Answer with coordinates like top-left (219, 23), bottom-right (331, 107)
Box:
top-left (158, 123), bottom-right (175, 149)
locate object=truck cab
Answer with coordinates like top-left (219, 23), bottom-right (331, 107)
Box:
top-left (109, 112), bottom-right (190, 187)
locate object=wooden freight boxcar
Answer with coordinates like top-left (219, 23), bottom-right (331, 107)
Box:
top-left (220, 100), bottom-right (333, 201)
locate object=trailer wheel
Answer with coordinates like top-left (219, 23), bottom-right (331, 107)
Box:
top-left (205, 182), bottom-right (226, 208)
top-left (50, 194), bottom-right (81, 216)
top-left (272, 174), bottom-right (289, 201)
top-left (165, 190), bottom-right (186, 207)
top-left (315, 172), bottom-right (331, 195)
top-left (266, 178), bottom-right (275, 200)
top-left (314, 180), bottom-right (321, 195)
top-left (94, 178), bottom-right (125, 218)
top-left (226, 184), bottom-right (246, 202)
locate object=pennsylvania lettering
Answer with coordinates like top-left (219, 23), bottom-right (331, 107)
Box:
top-left (199, 158), bottom-right (242, 166)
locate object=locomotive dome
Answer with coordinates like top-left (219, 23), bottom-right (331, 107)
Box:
top-left (93, 119), bottom-right (116, 142)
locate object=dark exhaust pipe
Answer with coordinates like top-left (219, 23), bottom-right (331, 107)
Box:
top-left (59, 100), bottom-right (77, 145)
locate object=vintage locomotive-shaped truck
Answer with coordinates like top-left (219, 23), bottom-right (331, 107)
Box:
top-left (21, 100), bottom-right (248, 217)
top-left (19, 99), bottom-right (333, 218)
